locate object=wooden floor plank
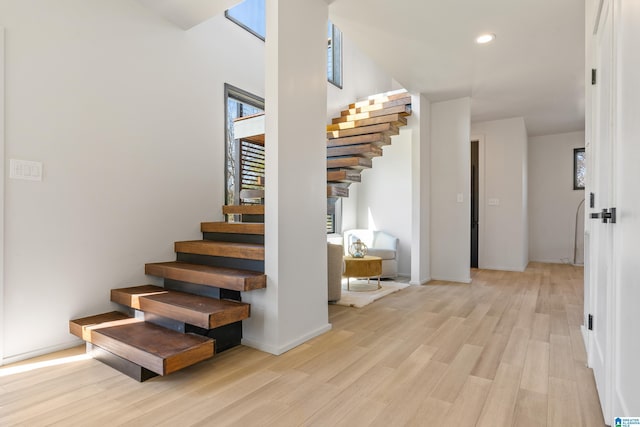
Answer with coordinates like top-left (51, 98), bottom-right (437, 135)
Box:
top-left (444, 375), bottom-right (492, 427)
top-left (548, 376), bottom-right (583, 427)
top-left (513, 389), bottom-right (549, 427)
top-left (520, 340), bottom-right (550, 394)
top-left (0, 263), bottom-right (604, 426)
top-left (476, 362), bottom-right (522, 427)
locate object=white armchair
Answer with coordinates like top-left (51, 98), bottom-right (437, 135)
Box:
top-left (343, 229), bottom-right (398, 279)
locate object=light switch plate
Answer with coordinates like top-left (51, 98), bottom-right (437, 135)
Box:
top-left (456, 193), bottom-right (464, 203)
top-left (10, 159), bottom-right (43, 181)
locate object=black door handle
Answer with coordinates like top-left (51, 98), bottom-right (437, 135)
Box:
top-left (591, 208), bottom-right (617, 224)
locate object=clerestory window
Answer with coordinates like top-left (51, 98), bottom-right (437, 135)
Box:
top-left (225, 0), bottom-right (266, 40)
top-left (327, 21), bottom-right (343, 88)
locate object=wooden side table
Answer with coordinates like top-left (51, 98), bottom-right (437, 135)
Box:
top-left (342, 255), bottom-right (383, 291)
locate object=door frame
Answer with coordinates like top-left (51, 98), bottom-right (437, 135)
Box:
top-left (470, 135), bottom-right (486, 269)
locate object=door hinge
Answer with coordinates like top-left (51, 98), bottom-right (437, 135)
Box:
top-left (588, 314), bottom-right (593, 330)
top-left (589, 192), bottom-right (595, 208)
top-left (592, 69), bottom-right (597, 85)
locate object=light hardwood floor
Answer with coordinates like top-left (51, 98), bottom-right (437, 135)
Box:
top-left (0, 263), bottom-right (605, 426)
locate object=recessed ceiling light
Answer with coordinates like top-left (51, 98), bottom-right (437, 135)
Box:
top-left (476, 33), bottom-right (496, 44)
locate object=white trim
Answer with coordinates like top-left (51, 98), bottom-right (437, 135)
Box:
top-left (409, 276), bottom-right (431, 286)
top-left (431, 275), bottom-right (472, 284)
top-left (242, 323), bottom-right (332, 355)
top-left (2, 340), bottom-right (84, 366)
top-left (479, 265), bottom-right (527, 273)
top-left (0, 27), bottom-right (5, 366)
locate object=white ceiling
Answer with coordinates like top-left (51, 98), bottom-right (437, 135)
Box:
top-left (328, 0), bottom-right (586, 136)
top-left (136, 0), bottom-right (242, 30)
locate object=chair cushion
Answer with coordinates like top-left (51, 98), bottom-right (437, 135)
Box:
top-left (366, 248), bottom-right (396, 260)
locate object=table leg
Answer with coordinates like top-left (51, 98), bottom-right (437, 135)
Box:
top-left (347, 277), bottom-right (350, 291)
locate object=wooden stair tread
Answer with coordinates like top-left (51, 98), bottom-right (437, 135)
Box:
top-left (341, 95), bottom-right (412, 116)
top-left (326, 157), bottom-right (372, 169)
top-left (327, 185), bottom-right (349, 198)
top-left (327, 144), bottom-right (383, 158)
top-left (222, 205), bottom-right (265, 215)
top-left (332, 104), bottom-right (411, 124)
top-left (326, 133), bottom-right (391, 148)
top-left (69, 311), bottom-right (214, 375)
top-left (146, 261), bottom-right (266, 291)
top-left (348, 91), bottom-right (409, 109)
top-left (69, 311), bottom-right (136, 341)
top-left (326, 113), bottom-right (407, 132)
top-left (111, 285), bottom-right (250, 329)
top-left (175, 240), bottom-right (265, 261)
top-left (327, 122), bottom-right (399, 139)
top-left (327, 170), bottom-right (361, 183)
top-left (91, 321), bottom-right (214, 376)
top-left (200, 222), bottom-right (264, 235)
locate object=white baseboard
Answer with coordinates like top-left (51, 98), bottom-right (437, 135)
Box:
top-left (242, 323), bottom-right (332, 356)
top-left (479, 264), bottom-right (527, 272)
top-left (409, 276), bottom-right (431, 285)
top-left (431, 276), bottom-right (472, 284)
top-left (2, 339), bottom-right (83, 366)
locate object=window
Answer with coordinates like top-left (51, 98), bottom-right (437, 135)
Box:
top-left (224, 84), bottom-right (265, 206)
top-left (327, 21), bottom-right (343, 88)
top-left (574, 148), bottom-right (586, 190)
top-left (225, 0), bottom-right (266, 40)
top-left (226, 2), bottom-right (342, 87)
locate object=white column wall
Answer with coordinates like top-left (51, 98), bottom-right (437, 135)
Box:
top-left (471, 117), bottom-right (529, 271)
top-left (411, 94), bottom-right (431, 284)
top-left (243, 0), bottom-right (330, 355)
top-left (430, 97), bottom-right (471, 283)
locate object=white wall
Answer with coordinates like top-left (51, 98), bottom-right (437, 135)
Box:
top-left (0, 1), bottom-right (265, 362)
top-left (528, 131), bottom-right (585, 263)
top-left (471, 117), bottom-right (528, 271)
top-left (430, 97), bottom-right (471, 283)
top-left (326, 37), bottom-right (398, 121)
top-left (246, 0), bottom-right (330, 355)
top-left (410, 94), bottom-right (431, 285)
top-left (356, 128), bottom-right (412, 276)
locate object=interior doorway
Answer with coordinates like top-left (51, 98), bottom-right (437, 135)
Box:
top-left (470, 140), bottom-right (479, 268)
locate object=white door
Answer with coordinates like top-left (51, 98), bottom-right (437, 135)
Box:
top-left (587, 0), bottom-right (615, 421)
top-left (612, 0), bottom-right (640, 417)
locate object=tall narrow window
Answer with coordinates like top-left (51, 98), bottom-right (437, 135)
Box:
top-left (574, 148), bottom-right (586, 190)
top-left (225, 0), bottom-right (266, 40)
top-left (328, 21), bottom-right (343, 88)
top-left (224, 84), bottom-right (265, 206)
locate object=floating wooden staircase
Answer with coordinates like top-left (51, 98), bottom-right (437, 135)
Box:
top-left (326, 90), bottom-right (412, 214)
top-left (69, 90), bottom-right (410, 381)
top-left (70, 204), bottom-right (266, 381)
